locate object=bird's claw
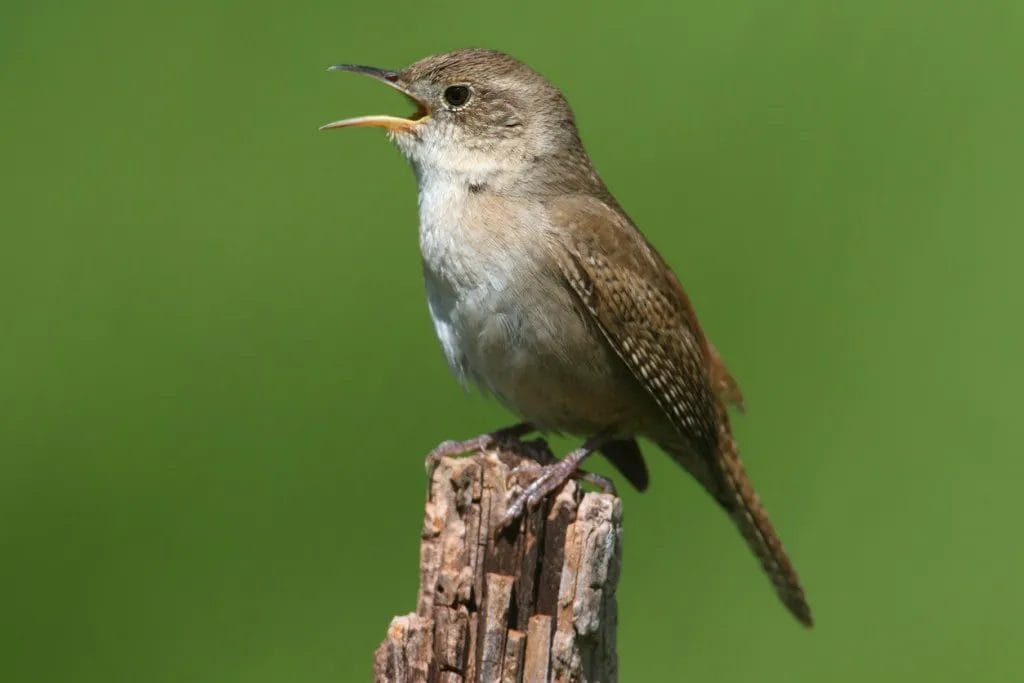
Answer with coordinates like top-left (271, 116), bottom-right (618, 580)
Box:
top-left (496, 439), bottom-right (617, 532)
top-left (498, 468), bottom-right (556, 530)
top-left (424, 435), bottom-right (492, 474)
top-left (424, 423), bottom-right (536, 477)
top-left (575, 471), bottom-right (618, 495)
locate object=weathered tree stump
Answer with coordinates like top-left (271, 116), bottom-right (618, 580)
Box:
top-left (373, 447), bottom-right (623, 683)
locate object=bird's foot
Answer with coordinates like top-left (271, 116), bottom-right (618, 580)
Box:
top-left (424, 422), bottom-right (535, 475)
top-left (498, 434), bottom-right (612, 530)
top-left (575, 471), bottom-right (618, 495)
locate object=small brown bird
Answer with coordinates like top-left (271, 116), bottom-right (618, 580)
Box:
top-left (321, 48), bottom-right (812, 626)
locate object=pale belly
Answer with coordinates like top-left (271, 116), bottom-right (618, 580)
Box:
top-left (422, 255), bottom-right (655, 437)
top-left (414, 168), bottom-right (658, 436)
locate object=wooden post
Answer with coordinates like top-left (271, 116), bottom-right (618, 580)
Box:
top-left (373, 447), bottom-right (623, 683)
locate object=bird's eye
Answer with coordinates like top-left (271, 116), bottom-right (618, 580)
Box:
top-left (443, 85), bottom-right (471, 108)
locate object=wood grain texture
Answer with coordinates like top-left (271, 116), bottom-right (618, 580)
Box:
top-left (373, 448), bottom-right (622, 682)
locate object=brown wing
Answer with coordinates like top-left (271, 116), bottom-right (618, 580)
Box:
top-left (549, 195), bottom-right (813, 626)
top-left (641, 228), bottom-right (745, 411)
top-left (548, 195), bottom-right (722, 461)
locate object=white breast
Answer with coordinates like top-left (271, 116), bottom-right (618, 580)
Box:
top-left (415, 163), bottom-right (536, 391)
top-left (411, 165), bottom-right (650, 435)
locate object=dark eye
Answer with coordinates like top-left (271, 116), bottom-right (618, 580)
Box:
top-left (443, 85), bottom-right (471, 108)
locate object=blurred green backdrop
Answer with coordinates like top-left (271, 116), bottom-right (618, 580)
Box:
top-left (3, 0), bottom-right (1022, 680)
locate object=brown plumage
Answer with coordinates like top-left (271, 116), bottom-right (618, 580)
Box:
top-left (554, 195), bottom-right (811, 626)
top-left (322, 47), bottom-right (812, 626)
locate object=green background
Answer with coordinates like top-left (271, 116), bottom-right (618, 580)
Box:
top-left (3, 1), bottom-right (1022, 680)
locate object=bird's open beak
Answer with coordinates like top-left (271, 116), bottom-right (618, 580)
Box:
top-left (319, 64), bottom-right (430, 134)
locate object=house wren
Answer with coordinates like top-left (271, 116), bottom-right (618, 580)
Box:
top-left (320, 49), bottom-right (812, 626)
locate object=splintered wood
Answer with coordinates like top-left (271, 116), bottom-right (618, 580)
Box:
top-left (373, 450), bottom-right (622, 683)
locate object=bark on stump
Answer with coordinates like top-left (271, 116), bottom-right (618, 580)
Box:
top-left (373, 448), bottom-right (623, 683)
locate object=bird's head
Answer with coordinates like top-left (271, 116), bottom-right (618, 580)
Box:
top-left (320, 48), bottom-right (587, 185)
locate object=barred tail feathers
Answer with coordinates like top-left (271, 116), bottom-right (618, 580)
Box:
top-left (715, 421), bottom-right (813, 626)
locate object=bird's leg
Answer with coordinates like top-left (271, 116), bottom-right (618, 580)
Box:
top-left (424, 422), bottom-right (535, 473)
top-left (511, 441), bottom-right (614, 492)
top-left (499, 432), bottom-right (613, 529)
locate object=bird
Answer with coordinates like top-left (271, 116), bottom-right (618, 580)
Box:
top-left (320, 48), bottom-right (812, 626)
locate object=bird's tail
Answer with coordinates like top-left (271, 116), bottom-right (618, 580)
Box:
top-left (713, 417), bottom-right (813, 626)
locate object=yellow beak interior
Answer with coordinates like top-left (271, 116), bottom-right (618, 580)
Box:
top-left (319, 64), bottom-right (429, 133)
